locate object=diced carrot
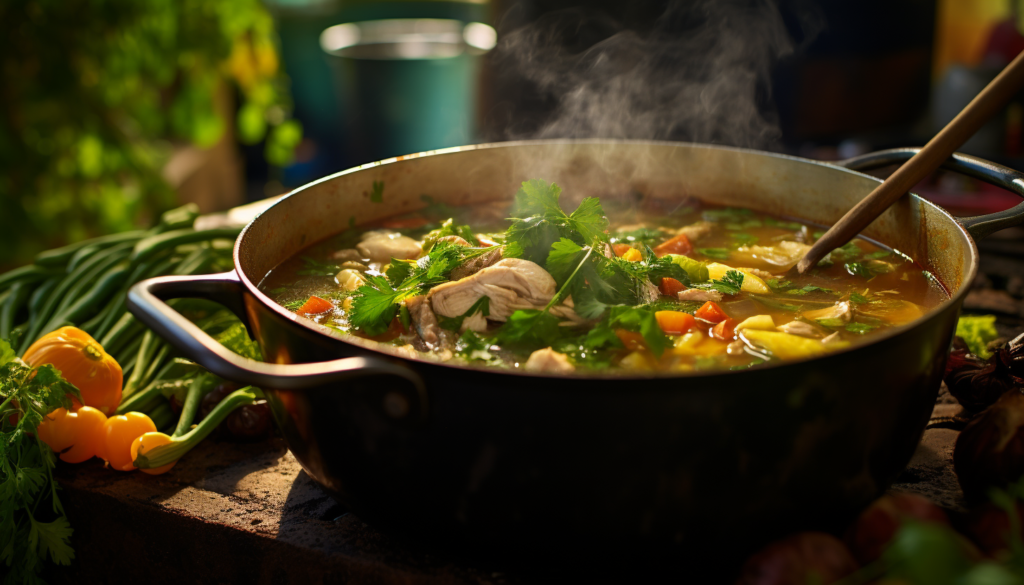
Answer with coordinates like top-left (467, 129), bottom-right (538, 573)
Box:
top-left (380, 217), bottom-right (431, 229)
top-left (296, 295), bottom-right (335, 315)
top-left (711, 318), bottom-right (737, 341)
top-left (612, 243), bottom-right (633, 257)
top-left (694, 301), bottom-right (728, 323)
top-left (476, 234), bottom-right (499, 247)
top-left (621, 248), bottom-right (643, 262)
top-left (658, 277), bottom-right (686, 296)
top-left (653, 233), bottom-right (693, 257)
top-left (615, 329), bottom-right (646, 351)
top-left (655, 311), bottom-right (695, 335)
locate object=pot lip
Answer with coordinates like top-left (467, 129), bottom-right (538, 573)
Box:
top-left (232, 139), bottom-right (978, 380)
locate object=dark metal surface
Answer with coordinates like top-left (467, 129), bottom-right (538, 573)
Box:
top-left (127, 141), bottom-right (1024, 561)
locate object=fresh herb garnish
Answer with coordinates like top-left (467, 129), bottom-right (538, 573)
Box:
top-left (731, 233), bottom-right (759, 247)
top-left (348, 243), bottom-right (464, 335)
top-left (455, 330), bottom-right (503, 366)
top-left (0, 339), bottom-right (80, 583)
top-left (817, 317), bottom-right (847, 328)
top-left (849, 291), bottom-right (870, 304)
top-left (697, 270), bottom-right (744, 296)
top-left (610, 227), bottom-right (665, 246)
top-left (492, 309), bottom-right (567, 349)
top-left (503, 180), bottom-right (609, 264)
top-left (831, 242), bottom-right (863, 262)
top-left (697, 248), bottom-right (731, 260)
top-left (845, 259), bottom-right (893, 279)
top-left (583, 305), bottom-right (669, 357)
top-left (766, 278), bottom-right (792, 291)
top-left (369, 180), bottom-right (384, 203)
top-left (786, 285), bottom-right (835, 296)
top-left (751, 295), bottom-right (803, 312)
top-left (422, 218), bottom-right (480, 250)
top-left (846, 322), bottom-right (876, 334)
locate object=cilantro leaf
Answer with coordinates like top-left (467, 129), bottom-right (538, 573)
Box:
top-left (703, 208), bottom-right (754, 223)
top-left (610, 227), bottom-right (666, 246)
top-left (751, 295), bottom-right (803, 312)
top-left (422, 218), bottom-right (480, 251)
top-left (766, 278), bottom-right (792, 291)
top-left (455, 331), bottom-right (503, 366)
top-left (0, 339), bottom-right (13, 367)
top-left (785, 285), bottom-right (835, 296)
top-left (700, 270), bottom-right (744, 296)
top-left (604, 305), bottom-right (669, 357)
top-left (514, 179), bottom-right (564, 216)
top-left (504, 180), bottom-right (608, 264)
top-left (348, 276), bottom-right (413, 335)
top-left (567, 197), bottom-right (609, 245)
top-left (492, 310), bottom-right (567, 348)
top-left (849, 291), bottom-right (870, 304)
top-left (846, 322), bottom-right (876, 335)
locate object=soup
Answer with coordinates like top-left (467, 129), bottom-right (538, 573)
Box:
top-left (259, 180), bottom-right (948, 374)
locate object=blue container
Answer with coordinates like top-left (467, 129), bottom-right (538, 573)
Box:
top-left (321, 18), bottom-right (495, 163)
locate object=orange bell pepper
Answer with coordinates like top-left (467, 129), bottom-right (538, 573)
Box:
top-left (99, 412), bottom-right (157, 471)
top-left (36, 406), bottom-right (109, 463)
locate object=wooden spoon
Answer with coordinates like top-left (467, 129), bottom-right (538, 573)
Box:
top-left (796, 50), bottom-right (1024, 274)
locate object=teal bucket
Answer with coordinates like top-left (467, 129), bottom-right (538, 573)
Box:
top-left (321, 18), bottom-right (495, 163)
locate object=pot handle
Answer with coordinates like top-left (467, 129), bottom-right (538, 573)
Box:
top-left (837, 148), bottom-right (1024, 240)
top-left (126, 271), bottom-right (426, 396)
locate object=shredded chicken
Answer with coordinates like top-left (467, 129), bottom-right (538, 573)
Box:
top-left (822, 332), bottom-right (843, 346)
top-left (357, 230), bottom-right (422, 263)
top-left (524, 348), bottom-right (575, 374)
top-left (678, 221), bottom-right (713, 242)
top-left (726, 340), bottom-right (747, 356)
top-left (678, 289), bottom-right (723, 302)
top-left (405, 295), bottom-right (454, 351)
top-left (429, 258), bottom-right (580, 323)
top-left (450, 246), bottom-right (504, 280)
top-left (776, 320), bottom-right (825, 339)
top-left (803, 301), bottom-right (853, 324)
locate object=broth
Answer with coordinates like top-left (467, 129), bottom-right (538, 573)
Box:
top-left (260, 181), bottom-right (947, 374)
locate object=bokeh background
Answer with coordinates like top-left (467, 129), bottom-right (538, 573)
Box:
top-left (2, 0), bottom-right (1022, 269)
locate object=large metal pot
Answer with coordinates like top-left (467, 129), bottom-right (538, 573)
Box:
top-left (127, 141), bottom-right (1024, 560)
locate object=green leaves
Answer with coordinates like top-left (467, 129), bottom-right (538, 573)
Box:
top-left (956, 314), bottom-right (999, 358)
top-left (1, 348), bottom-right (80, 583)
top-left (422, 218), bottom-right (480, 251)
top-left (504, 180), bottom-right (609, 264)
top-left (697, 248), bottom-right (731, 260)
top-left (785, 285), bottom-right (835, 296)
top-left (588, 306), bottom-right (670, 357)
top-left (492, 310), bottom-right (566, 349)
top-left (697, 270), bottom-right (744, 296)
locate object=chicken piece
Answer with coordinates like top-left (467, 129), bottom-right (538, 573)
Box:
top-left (678, 289), bottom-right (723, 302)
top-left (803, 301), bottom-right (853, 324)
top-left (405, 295), bottom-right (454, 351)
top-left (336, 269), bottom-right (366, 291)
top-left (524, 347), bottom-right (575, 374)
top-left (357, 230), bottom-right (422, 263)
top-left (340, 261), bottom-right (369, 273)
top-left (821, 332), bottom-right (843, 346)
top-left (450, 246), bottom-right (504, 280)
top-left (436, 235), bottom-right (470, 247)
top-left (744, 268), bottom-right (777, 280)
top-left (678, 221), bottom-right (713, 242)
top-left (776, 320), bottom-right (825, 338)
top-left (429, 258), bottom-right (579, 323)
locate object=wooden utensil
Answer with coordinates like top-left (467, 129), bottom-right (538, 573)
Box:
top-left (796, 50), bottom-right (1024, 274)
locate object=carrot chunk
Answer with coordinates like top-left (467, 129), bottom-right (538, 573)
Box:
top-left (658, 277), bottom-right (686, 296)
top-left (653, 233), bottom-right (693, 257)
top-left (621, 248), bottom-right (643, 262)
top-left (612, 243), bottom-right (633, 257)
top-left (655, 311), bottom-right (695, 335)
top-left (694, 301), bottom-right (728, 323)
top-left (711, 318), bottom-right (737, 341)
top-left (296, 295), bottom-right (335, 315)
top-left (615, 329), bottom-right (647, 351)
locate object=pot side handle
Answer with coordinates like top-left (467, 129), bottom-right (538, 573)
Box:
top-left (126, 272), bottom-right (426, 395)
top-left (837, 148), bottom-right (1024, 240)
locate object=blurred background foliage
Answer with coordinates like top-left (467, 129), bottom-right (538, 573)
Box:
top-left (0, 0), bottom-right (300, 268)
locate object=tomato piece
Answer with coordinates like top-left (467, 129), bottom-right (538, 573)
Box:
top-left (653, 233), bottom-right (693, 257)
top-left (476, 234), bottom-right (499, 247)
top-left (655, 311), bottom-right (695, 335)
top-left (658, 277), bottom-right (686, 296)
top-left (101, 412), bottom-right (157, 471)
top-left (711, 318), bottom-right (737, 341)
top-left (131, 432), bottom-right (177, 475)
top-left (694, 301), bottom-right (728, 323)
top-left (296, 295), bottom-right (334, 315)
top-left (621, 248), bottom-right (643, 262)
top-left (614, 329), bottom-right (646, 351)
top-left (612, 243), bottom-right (633, 257)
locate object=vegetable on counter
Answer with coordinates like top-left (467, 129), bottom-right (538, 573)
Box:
top-left (23, 326), bottom-right (123, 414)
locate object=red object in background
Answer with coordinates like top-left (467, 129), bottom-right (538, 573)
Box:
top-left (844, 492), bottom-right (949, 564)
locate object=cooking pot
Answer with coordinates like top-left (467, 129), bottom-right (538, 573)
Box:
top-left (127, 141), bottom-right (1024, 560)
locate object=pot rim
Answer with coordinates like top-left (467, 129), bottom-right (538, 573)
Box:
top-left (232, 139), bottom-right (978, 379)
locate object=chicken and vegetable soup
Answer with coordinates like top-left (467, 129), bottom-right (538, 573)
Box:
top-left (260, 180), bottom-right (948, 374)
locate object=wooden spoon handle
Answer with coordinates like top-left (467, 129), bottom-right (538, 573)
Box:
top-left (796, 50), bottom-right (1024, 273)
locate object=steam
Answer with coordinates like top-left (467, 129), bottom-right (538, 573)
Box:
top-left (490, 0), bottom-right (821, 150)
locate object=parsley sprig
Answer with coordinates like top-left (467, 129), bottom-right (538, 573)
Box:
top-left (0, 339), bottom-right (80, 582)
top-left (503, 180), bottom-right (609, 263)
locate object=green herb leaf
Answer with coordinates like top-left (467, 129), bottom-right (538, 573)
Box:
top-left (751, 295), bottom-right (803, 312)
top-left (846, 322), bottom-right (876, 335)
top-left (297, 256), bottom-right (340, 277)
top-left (422, 218), bottom-right (480, 251)
top-left (610, 227), bottom-right (666, 246)
top-left (785, 285), bottom-right (835, 296)
top-left (492, 309), bottom-right (567, 348)
top-left (849, 291), bottom-right (870, 304)
top-left (731, 233), bottom-right (759, 246)
top-left (697, 248), bottom-right (731, 260)
top-left (766, 278), bottom-right (792, 291)
top-left (455, 331), bottom-right (503, 365)
top-left (369, 180), bottom-right (384, 203)
top-left (698, 270), bottom-right (744, 296)
top-left (601, 305), bottom-right (670, 357)
top-left (817, 317), bottom-right (847, 328)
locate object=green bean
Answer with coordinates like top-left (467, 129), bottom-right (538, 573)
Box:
top-left (92, 251), bottom-right (179, 341)
top-left (171, 245), bottom-right (212, 276)
top-left (138, 344), bottom-right (172, 391)
top-left (156, 203), bottom-right (200, 233)
top-left (21, 241), bottom-right (136, 353)
top-left (101, 312), bottom-right (141, 355)
top-left (39, 262), bottom-right (131, 338)
top-left (173, 375), bottom-right (206, 438)
top-left (0, 264), bottom-right (60, 293)
top-left (34, 230), bottom-right (147, 268)
top-left (129, 227), bottom-right (242, 269)
top-left (26, 277), bottom-right (60, 335)
top-left (51, 244), bottom-right (133, 319)
top-left (148, 401), bottom-right (176, 432)
top-left (114, 333), bottom-right (144, 370)
top-left (66, 244), bottom-right (102, 273)
top-left (123, 331), bottom-right (162, 399)
top-left (0, 282), bottom-right (31, 340)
